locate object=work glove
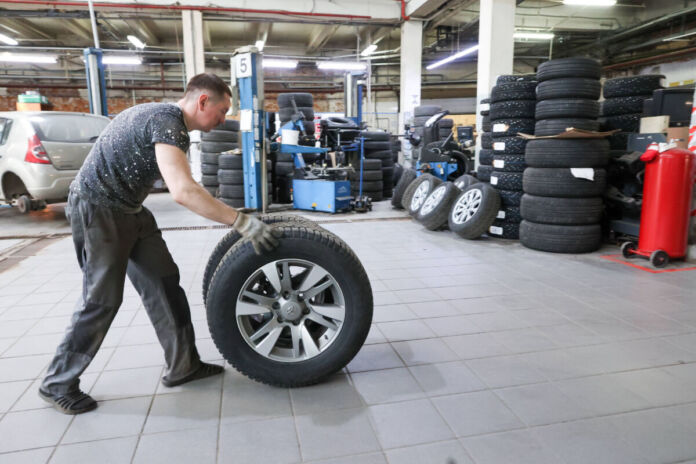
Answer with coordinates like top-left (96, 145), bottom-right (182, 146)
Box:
top-left (233, 213), bottom-right (281, 255)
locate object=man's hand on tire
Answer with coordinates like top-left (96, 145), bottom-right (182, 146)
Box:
top-left (233, 213), bottom-right (281, 254)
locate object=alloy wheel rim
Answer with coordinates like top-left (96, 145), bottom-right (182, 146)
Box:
top-left (411, 181), bottom-right (431, 212)
top-left (236, 259), bottom-right (345, 362)
top-left (452, 188), bottom-right (482, 225)
top-left (420, 185), bottom-right (447, 215)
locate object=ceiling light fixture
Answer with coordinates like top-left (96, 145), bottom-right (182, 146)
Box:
top-left (662, 30), bottom-right (696, 41)
top-left (317, 61), bottom-right (367, 71)
top-left (563, 0), bottom-right (617, 6)
top-left (361, 44), bottom-right (378, 57)
top-left (514, 31), bottom-right (555, 40)
top-left (102, 55), bottom-right (142, 65)
top-left (0, 53), bottom-right (57, 64)
top-left (127, 35), bottom-right (146, 49)
top-left (426, 44), bottom-right (479, 70)
top-left (0, 33), bottom-right (18, 46)
top-left (262, 59), bottom-right (298, 69)
top-left (255, 40), bottom-right (265, 51)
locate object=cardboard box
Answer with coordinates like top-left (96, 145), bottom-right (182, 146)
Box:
top-left (667, 126), bottom-right (689, 149)
top-left (640, 115), bottom-right (670, 133)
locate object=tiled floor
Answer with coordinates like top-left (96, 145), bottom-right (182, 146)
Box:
top-left (2, 202), bottom-right (696, 463)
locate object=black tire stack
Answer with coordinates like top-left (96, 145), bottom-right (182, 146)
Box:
top-left (217, 154), bottom-right (272, 208)
top-left (599, 75), bottom-right (665, 151)
top-left (390, 137), bottom-right (401, 164)
top-left (520, 57), bottom-right (606, 253)
top-left (477, 98), bottom-right (492, 182)
top-left (412, 105), bottom-right (442, 161)
top-left (438, 118), bottom-right (454, 140)
top-left (272, 152), bottom-right (294, 204)
top-left (278, 92), bottom-right (318, 164)
top-left (364, 131), bottom-right (394, 199)
top-left (350, 159), bottom-right (384, 201)
top-left (487, 75), bottom-right (537, 239)
top-left (200, 120), bottom-right (240, 197)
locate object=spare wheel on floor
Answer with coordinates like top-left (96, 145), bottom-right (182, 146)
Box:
top-left (205, 223), bottom-right (373, 387)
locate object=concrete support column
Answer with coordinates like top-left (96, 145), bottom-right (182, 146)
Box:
top-left (399, 20), bottom-right (423, 165)
top-left (182, 10), bottom-right (205, 83)
top-left (476, 0), bottom-right (516, 134)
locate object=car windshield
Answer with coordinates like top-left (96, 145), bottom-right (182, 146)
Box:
top-left (29, 114), bottom-right (110, 143)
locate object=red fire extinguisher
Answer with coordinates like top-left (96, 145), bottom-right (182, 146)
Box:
top-left (622, 143), bottom-right (696, 267)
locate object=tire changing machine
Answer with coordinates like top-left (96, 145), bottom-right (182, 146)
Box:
top-left (231, 46), bottom-right (367, 214)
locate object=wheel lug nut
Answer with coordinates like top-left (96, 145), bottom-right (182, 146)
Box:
top-left (303, 308), bottom-right (310, 314)
top-left (272, 302), bottom-right (280, 309)
top-left (277, 317), bottom-right (283, 323)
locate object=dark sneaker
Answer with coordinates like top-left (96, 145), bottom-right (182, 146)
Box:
top-left (161, 362), bottom-right (224, 388)
top-left (38, 388), bottom-right (97, 415)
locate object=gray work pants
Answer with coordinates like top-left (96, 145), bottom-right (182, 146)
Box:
top-left (41, 193), bottom-right (200, 395)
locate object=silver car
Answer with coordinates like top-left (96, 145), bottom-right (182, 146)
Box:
top-left (0, 111), bottom-right (110, 213)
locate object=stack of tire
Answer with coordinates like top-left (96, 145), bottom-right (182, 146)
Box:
top-left (391, 137), bottom-right (401, 164)
top-left (520, 57), bottom-right (606, 254)
top-left (217, 153), bottom-right (272, 208)
top-left (477, 98), bottom-right (492, 182)
top-left (278, 92), bottom-right (315, 146)
top-left (350, 159), bottom-right (384, 201)
top-left (200, 120), bottom-right (240, 196)
top-left (273, 152), bottom-right (294, 204)
top-left (487, 75), bottom-right (537, 239)
top-left (365, 131), bottom-right (395, 199)
top-left (412, 105), bottom-right (442, 161)
top-left (600, 75), bottom-right (665, 151)
top-left (438, 118), bottom-right (454, 140)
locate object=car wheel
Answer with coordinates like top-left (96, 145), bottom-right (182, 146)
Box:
top-left (16, 195), bottom-right (31, 214)
top-left (206, 223), bottom-right (373, 387)
top-left (416, 182), bottom-right (461, 230)
top-left (448, 183), bottom-right (501, 239)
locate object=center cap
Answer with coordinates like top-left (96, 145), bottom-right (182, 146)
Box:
top-left (280, 301), bottom-right (303, 321)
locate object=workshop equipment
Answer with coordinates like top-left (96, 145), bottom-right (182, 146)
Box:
top-left (622, 143), bottom-right (696, 267)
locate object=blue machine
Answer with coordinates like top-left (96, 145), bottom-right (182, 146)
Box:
top-left (415, 160), bottom-right (459, 181)
top-left (293, 179), bottom-right (352, 213)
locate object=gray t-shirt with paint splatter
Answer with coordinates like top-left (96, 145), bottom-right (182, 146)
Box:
top-left (72, 102), bottom-right (190, 212)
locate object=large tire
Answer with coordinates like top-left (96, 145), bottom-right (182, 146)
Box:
top-left (600, 113), bottom-right (641, 132)
top-left (477, 165), bottom-right (493, 182)
top-left (218, 169), bottom-right (244, 185)
top-left (349, 170), bottom-right (382, 182)
top-left (534, 118), bottom-right (599, 136)
top-left (481, 132), bottom-right (493, 149)
top-left (201, 152), bottom-right (220, 164)
top-left (219, 184), bottom-right (246, 198)
top-left (601, 96), bottom-right (650, 117)
top-left (361, 131), bottom-right (391, 141)
top-left (524, 139), bottom-right (610, 168)
top-left (535, 99), bottom-right (600, 120)
top-left (202, 215), bottom-right (318, 304)
top-left (275, 161), bottom-right (295, 176)
top-left (490, 171), bottom-right (523, 190)
top-left (520, 221), bottom-right (601, 253)
top-left (490, 100), bottom-right (536, 120)
top-left (354, 181), bottom-right (383, 191)
top-left (453, 174), bottom-right (480, 190)
top-left (416, 182), bottom-right (461, 230)
top-left (603, 75), bottom-right (665, 98)
top-left (492, 154), bottom-right (526, 172)
top-left (537, 57), bottom-right (601, 82)
top-left (201, 141), bottom-right (239, 153)
top-left (490, 82), bottom-right (537, 102)
top-left (496, 74), bottom-right (537, 84)
top-left (521, 194), bottom-right (604, 225)
top-left (492, 136), bottom-right (527, 154)
top-left (536, 78), bottom-right (601, 101)
top-left (215, 120), bottom-right (240, 132)
top-left (448, 183), bottom-right (501, 239)
top-left (392, 163), bottom-right (404, 185)
top-left (406, 174), bottom-right (442, 216)
top-left (523, 168), bottom-right (607, 197)
top-left (201, 175), bottom-right (219, 186)
top-left (492, 118), bottom-right (535, 137)
top-left (499, 189), bottom-right (523, 206)
top-left (278, 92), bottom-right (313, 108)
top-left (365, 150), bottom-right (393, 161)
top-left (218, 154), bottom-right (244, 169)
top-left (206, 223), bottom-right (373, 387)
top-left (391, 169), bottom-right (418, 209)
top-left (479, 148), bottom-right (494, 165)
top-left (488, 219), bottom-right (520, 240)
top-left (201, 163), bottom-right (218, 175)
top-left (201, 130), bottom-right (239, 143)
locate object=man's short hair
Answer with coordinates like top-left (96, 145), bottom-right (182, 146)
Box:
top-left (185, 73), bottom-right (232, 100)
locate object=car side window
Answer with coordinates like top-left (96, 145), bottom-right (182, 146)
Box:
top-left (0, 118), bottom-right (11, 145)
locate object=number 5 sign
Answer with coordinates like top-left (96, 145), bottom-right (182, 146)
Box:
top-left (236, 53), bottom-right (253, 78)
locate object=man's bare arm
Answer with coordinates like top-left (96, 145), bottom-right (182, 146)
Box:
top-left (155, 143), bottom-right (239, 225)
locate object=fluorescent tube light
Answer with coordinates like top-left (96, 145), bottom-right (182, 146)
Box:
top-left (662, 30), bottom-right (696, 41)
top-left (361, 44), bottom-right (378, 57)
top-left (262, 59), bottom-right (298, 69)
top-left (0, 53), bottom-right (57, 64)
top-left (426, 44), bottom-right (479, 70)
top-left (102, 56), bottom-right (142, 65)
top-left (318, 61), bottom-right (367, 71)
top-left (514, 32), bottom-right (555, 40)
top-left (255, 40), bottom-right (265, 51)
top-left (127, 35), bottom-right (146, 49)
top-left (563, 0), bottom-right (616, 5)
top-left (0, 33), bottom-right (18, 46)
